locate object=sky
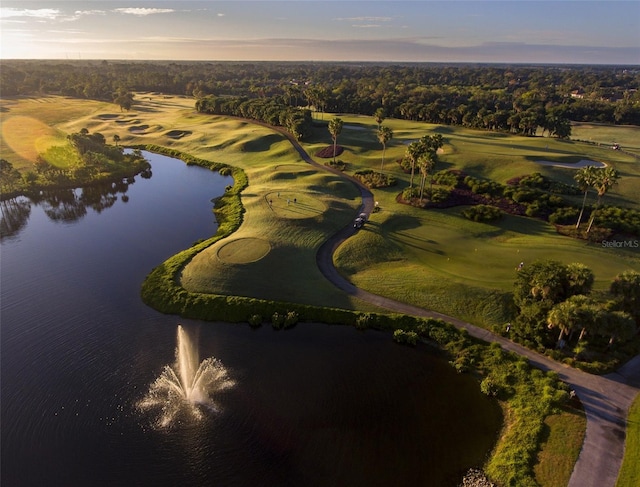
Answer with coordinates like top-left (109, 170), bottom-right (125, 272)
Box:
top-left (1, 1), bottom-right (639, 64)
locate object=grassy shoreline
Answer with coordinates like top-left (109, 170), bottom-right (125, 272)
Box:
top-left (616, 392), bottom-right (640, 487)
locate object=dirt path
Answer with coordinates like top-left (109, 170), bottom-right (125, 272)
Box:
top-left (259, 120), bottom-right (640, 486)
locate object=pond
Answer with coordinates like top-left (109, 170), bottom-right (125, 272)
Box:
top-left (1, 151), bottom-right (501, 486)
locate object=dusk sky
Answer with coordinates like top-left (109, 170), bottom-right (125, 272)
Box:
top-left (1, 1), bottom-right (639, 64)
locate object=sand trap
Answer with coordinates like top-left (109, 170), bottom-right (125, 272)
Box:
top-left (165, 130), bottom-right (192, 139)
top-left (129, 124), bottom-right (149, 134)
top-left (535, 159), bottom-right (607, 169)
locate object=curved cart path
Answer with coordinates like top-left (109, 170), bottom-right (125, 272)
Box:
top-left (256, 120), bottom-right (640, 486)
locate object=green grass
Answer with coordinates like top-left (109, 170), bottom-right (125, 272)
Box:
top-left (534, 406), bottom-right (587, 487)
top-left (616, 392), bottom-right (640, 487)
top-left (571, 122), bottom-right (640, 157)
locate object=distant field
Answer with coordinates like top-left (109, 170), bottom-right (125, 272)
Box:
top-left (2, 95), bottom-right (639, 326)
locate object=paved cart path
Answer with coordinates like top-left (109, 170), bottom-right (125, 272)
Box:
top-left (257, 120), bottom-right (640, 487)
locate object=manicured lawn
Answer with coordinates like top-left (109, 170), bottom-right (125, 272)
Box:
top-left (616, 393), bottom-right (640, 487)
top-left (534, 406), bottom-right (587, 487)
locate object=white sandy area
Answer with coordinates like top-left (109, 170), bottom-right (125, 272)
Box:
top-left (535, 159), bottom-right (607, 169)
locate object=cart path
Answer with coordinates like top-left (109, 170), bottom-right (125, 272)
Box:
top-left (254, 120), bottom-right (640, 487)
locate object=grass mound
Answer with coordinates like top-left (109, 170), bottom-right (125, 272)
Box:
top-left (217, 237), bottom-right (271, 264)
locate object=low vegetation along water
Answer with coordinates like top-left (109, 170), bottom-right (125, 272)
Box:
top-left (1, 151), bottom-right (501, 486)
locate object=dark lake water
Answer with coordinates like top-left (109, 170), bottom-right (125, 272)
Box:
top-left (1, 151), bottom-right (501, 487)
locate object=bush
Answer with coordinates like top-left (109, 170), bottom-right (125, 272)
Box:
top-left (462, 205), bottom-right (503, 222)
top-left (271, 311), bottom-right (285, 329)
top-left (248, 314), bottom-right (262, 328)
top-left (283, 310), bottom-right (299, 329)
top-left (354, 169), bottom-right (396, 188)
top-left (393, 329), bottom-right (418, 346)
top-left (549, 207), bottom-right (579, 225)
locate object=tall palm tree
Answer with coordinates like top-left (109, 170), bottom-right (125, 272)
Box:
top-left (374, 108), bottom-right (385, 130)
top-left (405, 141), bottom-right (423, 189)
top-left (574, 165), bottom-right (597, 229)
top-left (377, 126), bottom-right (393, 172)
top-left (418, 151), bottom-right (436, 201)
top-left (586, 167), bottom-right (620, 233)
top-left (113, 134), bottom-right (121, 147)
top-left (328, 117), bottom-right (344, 164)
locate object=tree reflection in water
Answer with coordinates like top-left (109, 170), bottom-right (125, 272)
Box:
top-left (0, 175), bottom-right (146, 240)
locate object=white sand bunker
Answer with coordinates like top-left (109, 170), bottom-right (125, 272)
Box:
top-left (535, 159), bottom-right (607, 169)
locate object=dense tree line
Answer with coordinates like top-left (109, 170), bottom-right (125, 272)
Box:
top-left (3, 60), bottom-right (639, 128)
top-left (195, 95), bottom-right (312, 140)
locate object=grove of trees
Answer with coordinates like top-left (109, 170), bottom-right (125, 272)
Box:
top-left (3, 60), bottom-right (639, 131)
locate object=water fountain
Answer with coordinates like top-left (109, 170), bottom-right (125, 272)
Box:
top-left (138, 325), bottom-right (235, 428)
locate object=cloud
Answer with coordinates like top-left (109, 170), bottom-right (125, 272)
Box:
top-left (113, 8), bottom-right (175, 16)
top-left (335, 16), bottom-right (393, 22)
top-left (217, 13), bottom-right (225, 17)
top-left (0, 8), bottom-right (62, 20)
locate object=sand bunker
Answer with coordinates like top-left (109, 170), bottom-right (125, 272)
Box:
top-left (217, 238), bottom-right (271, 264)
top-left (165, 130), bottom-right (192, 139)
top-left (535, 159), bottom-right (607, 169)
top-left (129, 124), bottom-right (149, 134)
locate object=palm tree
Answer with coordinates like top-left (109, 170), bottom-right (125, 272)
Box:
top-left (418, 151), bottom-right (436, 201)
top-left (586, 167), bottom-right (620, 233)
top-left (328, 117), bottom-right (344, 164)
top-left (574, 165), bottom-right (597, 229)
top-left (113, 134), bottom-right (121, 147)
top-left (547, 300), bottom-right (579, 347)
top-left (377, 126), bottom-right (393, 172)
top-left (374, 108), bottom-right (385, 130)
top-left (405, 141), bottom-right (423, 189)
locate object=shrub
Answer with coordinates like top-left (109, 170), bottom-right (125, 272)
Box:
top-left (355, 312), bottom-right (373, 330)
top-left (271, 311), bottom-right (285, 329)
top-left (354, 169), bottom-right (396, 188)
top-left (283, 310), bottom-right (299, 329)
top-left (462, 205), bottom-right (503, 222)
top-left (393, 329), bottom-right (418, 346)
top-left (549, 207), bottom-right (579, 225)
top-left (248, 314), bottom-right (262, 328)
top-left (428, 187), bottom-right (451, 203)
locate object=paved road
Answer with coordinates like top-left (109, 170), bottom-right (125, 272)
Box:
top-left (261, 120), bottom-right (640, 486)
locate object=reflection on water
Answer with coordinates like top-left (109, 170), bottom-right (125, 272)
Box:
top-left (0, 173), bottom-right (150, 240)
top-left (138, 325), bottom-right (235, 429)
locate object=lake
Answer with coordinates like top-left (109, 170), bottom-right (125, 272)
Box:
top-left (1, 151), bottom-right (501, 486)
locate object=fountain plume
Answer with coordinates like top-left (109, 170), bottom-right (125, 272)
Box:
top-left (138, 325), bottom-right (235, 428)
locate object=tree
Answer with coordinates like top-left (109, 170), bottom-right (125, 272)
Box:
top-left (418, 151), bottom-right (436, 201)
top-left (113, 134), bottom-right (121, 147)
top-left (586, 167), bottom-right (620, 233)
top-left (374, 108), bottom-right (385, 129)
top-left (328, 117), bottom-right (343, 163)
top-left (377, 125), bottom-right (393, 172)
top-left (610, 270), bottom-right (640, 326)
top-left (599, 310), bottom-right (636, 346)
top-left (547, 300), bottom-right (580, 347)
top-left (405, 141), bottom-right (423, 189)
top-left (566, 262), bottom-right (595, 296)
top-left (574, 165), bottom-right (597, 229)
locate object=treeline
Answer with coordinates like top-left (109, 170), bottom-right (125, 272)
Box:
top-left (3, 60), bottom-right (639, 127)
top-left (195, 95), bottom-right (313, 140)
top-left (0, 129), bottom-right (150, 199)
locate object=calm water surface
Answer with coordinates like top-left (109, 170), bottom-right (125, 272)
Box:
top-left (1, 152), bottom-right (500, 486)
